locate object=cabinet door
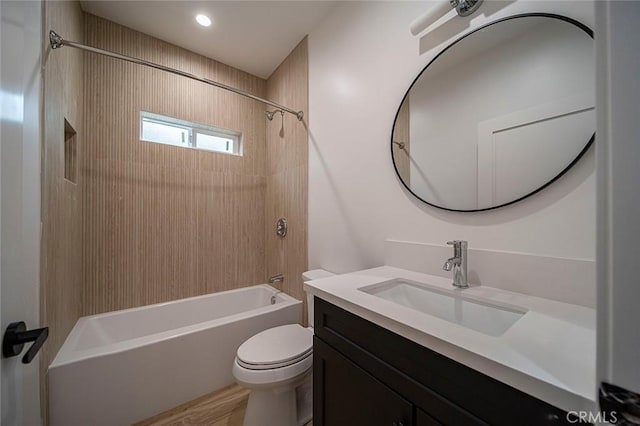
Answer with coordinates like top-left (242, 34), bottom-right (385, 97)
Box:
top-left (417, 408), bottom-right (442, 426)
top-left (314, 337), bottom-right (413, 426)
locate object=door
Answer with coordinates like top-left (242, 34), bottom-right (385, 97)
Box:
top-left (1, 1), bottom-right (43, 425)
top-left (476, 93), bottom-right (595, 208)
top-left (595, 0), bottom-right (640, 422)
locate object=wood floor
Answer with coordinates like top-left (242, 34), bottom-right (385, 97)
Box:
top-left (134, 384), bottom-right (249, 426)
top-left (134, 384), bottom-right (312, 426)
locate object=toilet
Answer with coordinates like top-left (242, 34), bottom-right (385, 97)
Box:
top-left (232, 269), bottom-right (334, 426)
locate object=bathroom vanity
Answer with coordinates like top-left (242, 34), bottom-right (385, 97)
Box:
top-left (313, 13), bottom-right (598, 423)
top-left (305, 267), bottom-right (596, 426)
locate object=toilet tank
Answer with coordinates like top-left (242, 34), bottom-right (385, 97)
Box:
top-left (302, 269), bottom-right (335, 327)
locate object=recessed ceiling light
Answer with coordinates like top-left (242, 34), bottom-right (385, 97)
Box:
top-left (195, 14), bottom-right (211, 27)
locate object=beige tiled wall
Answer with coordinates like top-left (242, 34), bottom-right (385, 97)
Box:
top-left (42, 0), bottom-right (85, 420)
top-left (265, 39), bottom-right (309, 320)
top-left (81, 14), bottom-right (269, 315)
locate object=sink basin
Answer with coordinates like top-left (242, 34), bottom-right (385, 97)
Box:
top-left (359, 279), bottom-right (526, 336)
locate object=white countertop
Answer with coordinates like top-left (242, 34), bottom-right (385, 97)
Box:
top-left (304, 266), bottom-right (597, 413)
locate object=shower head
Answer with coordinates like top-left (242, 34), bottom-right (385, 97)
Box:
top-left (265, 110), bottom-right (284, 121)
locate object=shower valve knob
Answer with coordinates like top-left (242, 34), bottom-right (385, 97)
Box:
top-left (276, 218), bottom-right (287, 237)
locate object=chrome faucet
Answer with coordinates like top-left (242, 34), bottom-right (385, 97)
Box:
top-left (268, 274), bottom-right (284, 293)
top-left (443, 240), bottom-right (468, 289)
top-left (268, 274), bottom-right (284, 285)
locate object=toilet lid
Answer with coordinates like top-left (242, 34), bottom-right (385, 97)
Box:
top-left (237, 324), bottom-right (313, 370)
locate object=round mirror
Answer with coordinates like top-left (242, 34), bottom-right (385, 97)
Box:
top-left (391, 14), bottom-right (594, 212)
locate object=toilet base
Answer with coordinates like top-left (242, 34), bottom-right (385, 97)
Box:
top-left (296, 373), bottom-right (313, 425)
top-left (242, 371), bottom-right (312, 426)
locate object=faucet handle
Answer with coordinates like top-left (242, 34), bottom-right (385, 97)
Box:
top-left (447, 240), bottom-right (461, 248)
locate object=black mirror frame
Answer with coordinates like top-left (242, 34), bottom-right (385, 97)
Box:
top-left (391, 13), bottom-right (595, 212)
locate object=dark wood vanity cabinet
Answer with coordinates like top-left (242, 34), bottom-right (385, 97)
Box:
top-left (314, 338), bottom-right (413, 426)
top-left (313, 298), bottom-right (587, 426)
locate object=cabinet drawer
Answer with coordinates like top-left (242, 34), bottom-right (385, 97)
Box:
top-left (314, 298), bottom-right (585, 426)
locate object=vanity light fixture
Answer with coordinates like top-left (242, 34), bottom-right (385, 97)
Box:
top-left (450, 0), bottom-right (483, 17)
top-left (195, 14), bottom-right (211, 27)
top-left (410, 0), bottom-right (483, 36)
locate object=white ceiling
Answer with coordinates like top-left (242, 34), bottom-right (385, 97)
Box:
top-left (80, 1), bottom-right (338, 79)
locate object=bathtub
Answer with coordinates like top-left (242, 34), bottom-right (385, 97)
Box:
top-left (49, 284), bottom-right (301, 426)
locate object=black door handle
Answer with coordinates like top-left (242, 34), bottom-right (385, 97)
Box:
top-left (2, 321), bottom-right (49, 364)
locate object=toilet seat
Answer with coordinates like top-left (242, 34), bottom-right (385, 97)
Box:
top-left (233, 354), bottom-right (312, 388)
top-left (233, 324), bottom-right (313, 388)
top-left (236, 324), bottom-right (313, 370)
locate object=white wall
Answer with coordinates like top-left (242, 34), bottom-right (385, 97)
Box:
top-left (308, 1), bottom-right (595, 274)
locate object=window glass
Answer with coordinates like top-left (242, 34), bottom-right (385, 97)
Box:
top-left (141, 119), bottom-right (190, 147)
top-left (196, 132), bottom-right (234, 153)
top-left (140, 112), bottom-right (241, 155)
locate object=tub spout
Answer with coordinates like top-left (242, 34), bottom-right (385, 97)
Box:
top-left (268, 274), bottom-right (284, 302)
top-left (268, 274), bottom-right (284, 284)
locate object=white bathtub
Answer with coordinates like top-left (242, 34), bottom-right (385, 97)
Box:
top-left (49, 285), bottom-right (301, 426)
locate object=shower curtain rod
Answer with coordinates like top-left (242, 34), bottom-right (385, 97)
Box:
top-left (48, 30), bottom-right (304, 121)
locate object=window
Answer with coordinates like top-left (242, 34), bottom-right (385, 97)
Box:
top-left (140, 111), bottom-right (241, 155)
